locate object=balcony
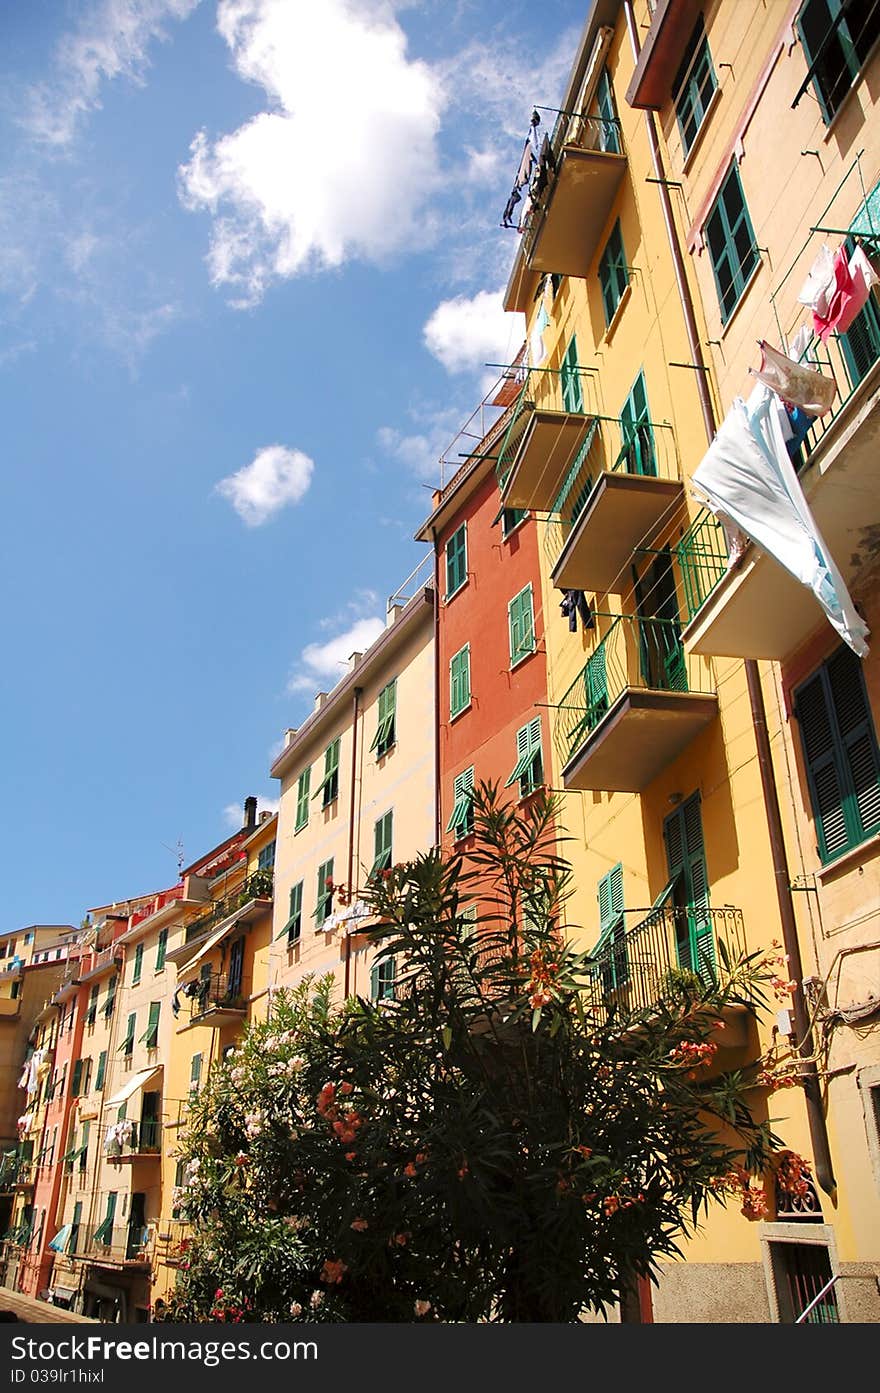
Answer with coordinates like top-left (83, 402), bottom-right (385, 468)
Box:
top-left (103, 1120), bottom-right (162, 1164)
top-left (554, 615), bottom-right (717, 792)
top-left (681, 278), bottom-right (880, 661)
top-left (176, 972), bottom-right (247, 1030)
top-left (72, 1223), bottom-right (155, 1268)
top-left (582, 901), bottom-right (748, 1021)
top-left (546, 414), bottom-right (682, 594)
top-left (520, 111), bottom-right (627, 278)
top-left (174, 868), bottom-right (274, 952)
top-left (497, 366), bottom-right (597, 511)
top-left (625, 0), bottom-right (704, 110)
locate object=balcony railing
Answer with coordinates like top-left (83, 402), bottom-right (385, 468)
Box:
top-left (177, 972), bottom-right (247, 1027)
top-left (497, 365), bottom-right (597, 510)
top-left (72, 1223), bottom-right (155, 1266)
top-left (103, 1120), bottom-right (161, 1160)
top-left (554, 614), bottom-right (717, 791)
top-left (182, 868), bottom-right (274, 946)
top-left (582, 903), bottom-right (747, 1019)
top-left (674, 509), bottom-right (730, 622)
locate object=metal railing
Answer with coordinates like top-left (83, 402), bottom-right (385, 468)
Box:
top-left (518, 108), bottom-right (625, 264)
top-left (103, 1120), bottom-right (162, 1158)
top-left (183, 868), bottom-right (274, 945)
top-left (794, 1273), bottom-right (840, 1324)
top-left (71, 1223), bottom-right (155, 1265)
top-left (386, 552), bottom-right (434, 610)
top-left (542, 412), bottom-right (680, 570)
top-left (497, 365), bottom-right (598, 489)
top-left (582, 903), bottom-right (747, 1018)
top-left (179, 972), bottom-right (247, 1024)
top-left (674, 509), bottom-right (730, 623)
top-left (554, 615), bottom-right (714, 766)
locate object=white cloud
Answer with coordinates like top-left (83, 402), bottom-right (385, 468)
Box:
top-left (423, 288), bottom-right (523, 377)
top-left (21, 0), bottom-right (201, 148)
top-left (222, 795), bottom-right (279, 830)
top-left (215, 444), bottom-right (314, 526)
top-left (179, 0), bottom-right (445, 303)
top-left (288, 614), bottom-right (385, 696)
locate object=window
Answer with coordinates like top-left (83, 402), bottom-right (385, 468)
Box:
top-left (673, 16), bottom-right (717, 158)
top-left (95, 1051), bottom-right (107, 1092)
top-left (370, 956), bottom-right (397, 1001)
top-left (704, 162), bottom-right (759, 324)
top-left (86, 984), bottom-right (99, 1027)
top-left (315, 858), bottom-right (334, 928)
top-left (501, 507), bottom-right (527, 537)
top-left (258, 841), bottom-right (276, 870)
top-left (156, 929), bottom-right (168, 972)
top-left (313, 738), bottom-right (340, 809)
top-left (71, 1059), bottom-right (84, 1098)
top-left (592, 865), bottom-right (628, 991)
top-left (599, 221), bottom-right (629, 326)
top-left (618, 371), bottom-right (656, 476)
top-left (69, 1202), bottom-right (82, 1254)
top-left (280, 881), bottom-right (303, 946)
top-left (119, 1012), bottom-right (136, 1057)
top-left (508, 585), bottom-right (536, 666)
top-left (139, 1002), bottom-right (160, 1050)
top-left (560, 335), bottom-right (584, 413)
top-left (506, 718), bottom-right (544, 798)
top-left (664, 793), bottom-right (714, 983)
top-left (594, 66), bottom-right (621, 153)
top-left (94, 1193), bottom-right (117, 1246)
top-left (104, 976), bottom-right (117, 1018)
top-left (295, 766), bottom-right (310, 832)
top-left (794, 645), bottom-right (880, 863)
top-left (446, 767), bottom-right (475, 840)
top-left (450, 645), bottom-right (471, 717)
top-left (767, 1239), bottom-right (840, 1323)
top-left (370, 811), bottom-right (393, 879)
top-left (80, 1121), bottom-right (90, 1174)
top-left (132, 942), bottom-right (144, 986)
top-left (80, 1057), bottom-right (92, 1095)
top-left (189, 1053), bottom-right (203, 1096)
top-left (796, 0), bottom-right (880, 123)
top-left (371, 678), bottom-right (397, 758)
top-left (445, 524), bottom-right (468, 599)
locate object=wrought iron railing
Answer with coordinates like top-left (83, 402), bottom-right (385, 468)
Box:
top-left (71, 1222), bottom-right (155, 1264)
top-left (582, 903), bottom-right (747, 1018)
top-left (675, 509), bottom-right (730, 623)
top-left (103, 1120), bottom-right (162, 1159)
top-left (554, 615), bottom-right (714, 767)
top-left (179, 972), bottom-right (247, 1024)
top-left (518, 109), bottom-right (625, 264)
top-left (183, 868), bottom-right (274, 945)
top-left (496, 365), bottom-right (598, 490)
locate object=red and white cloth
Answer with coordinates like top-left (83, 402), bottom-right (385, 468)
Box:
top-left (799, 243), bottom-right (879, 342)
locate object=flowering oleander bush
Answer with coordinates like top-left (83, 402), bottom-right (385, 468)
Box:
top-left (169, 783), bottom-right (795, 1323)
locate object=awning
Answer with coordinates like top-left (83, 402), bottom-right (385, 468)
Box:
top-left (48, 1225), bottom-right (72, 1253)
top-left (176, 903), bottom-right (253, 982)
top-left (104, 1066), bottom-right (162, 1109)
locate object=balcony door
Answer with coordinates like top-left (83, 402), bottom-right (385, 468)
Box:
top-left (126, 1192), bottom-right (146, 1260)
top-left (227, 936), bottom-right (245, 1000)
top-left (634, 551), bottom-right (686, 692)
top-left (139, 1091), bottom-right (160, 1151)
top-left (663, 792), bottom-right (714, 983)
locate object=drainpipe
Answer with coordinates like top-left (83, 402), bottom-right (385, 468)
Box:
top-left (344, 686), bottom-right (362, 999)
top-left (622, 1), bottom-right (835, 1196)
top-left (431, 530), bottom-right (442, 847)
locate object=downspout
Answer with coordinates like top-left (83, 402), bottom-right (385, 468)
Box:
top-left (431, 531), bottom-right (442, 847)
top-left (622, 1), bottom-right (835, 1196)
top-left (344, 685), bottom-right (362, 999)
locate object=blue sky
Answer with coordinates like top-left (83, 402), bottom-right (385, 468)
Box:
top-left (0, 0), bottom-right (584, 927)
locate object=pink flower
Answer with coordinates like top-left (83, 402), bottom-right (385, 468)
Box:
top-left (414, 1300), bottom-right (432, 1318)
top-left (339, 1081), bottom-right (354, 1096)
top-left (404, 1162), bottom-right (417, 1178)
top-left (320, 1258), bottom-right (348, 1284)
top-left (350, 1217), bottom-right (369, 1231)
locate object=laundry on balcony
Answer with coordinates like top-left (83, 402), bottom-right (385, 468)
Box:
top-left (501, 111), bottom-right (543, 228)
top-left (691, 385), bottom-right (869, 657)
top-left (749, 339), bottom-right (837, 415)
top-left (799, 242), bottom-right (880, 342)
top-left (104, 1119), bottom-right (134, 1155)
top-left (48, 1224), bottom-right (72, 1253)
top-left (560, 589), bottom-right (593, 632)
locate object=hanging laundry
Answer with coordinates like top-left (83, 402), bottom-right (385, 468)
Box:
top-left (798, 244), bottom-right (837, 319)
top-left (560, 590), bottom-right (594, 632)
top-left (529, 303), bottom-right (551, 368)
top-left (810, 243), bottom-right (880, 342)
top-left (691, 385), bottom-right (869, 656)
top-left (501, 113), bottom-right (544, 229)
top-left (749, 340), bottom-right (837, 414)
top-left (501, 185), bottom-right (522, 229)
top-left (515, 139), bottom-right (535, 189)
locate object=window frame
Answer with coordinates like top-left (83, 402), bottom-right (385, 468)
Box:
top-left (156, 928), bottom-right (168, 973)
top-left (598, 221), bottom-right (629, 327)
top-left (370, 810), bottom-right (394, 879)
top-left (295, 766), bottom-right (311, 832)
top-left (449, 644), bottom-right (472, 719)
top-left (312, 738), bottom-right (340, 809)
top-left (508, 584), bottom-right (536, 668)
top-left (131, 941), bottom-right (144, 986)
top-left (703, 161), bottom-right (759, 325)
top-left (314, 858), bottom-right (335, 928)
top-left (445, 524), bottom-right (468, 600)
top-left (796, 0), bottom-right (880, 124)
top-left (370, 677), bottom-right (397, 758)
top-left (446, 766), bottom-right (476, 841)
top-left (280, 881), bottom-right (304, 946)
top-left (672, 15), bottom-right (718, 159)
top-left (370, 955), bottom-right (397, 1002)
top-left (505, 717), bottom-right (544, 798)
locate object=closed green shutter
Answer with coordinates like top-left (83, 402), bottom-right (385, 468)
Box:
top-left (370, 811), bottom-right (393, 878)
top-left (508, 585), bottom-right (535, 665)
top-left (132, 942), bottom-right (143, 985)
top-left (295, 767), bottom-right (311, 831)
top-left (104, 976), bottom-right (117, 1017)
top-left (86, 984), bottom-right (99, 1026)
top-left (370, 679), bottom-right (397, 756)
top-left (450, 645), bottom-right (471, 717)
top-left (599, 221), bottom-right (629, 325)
top-left (445, 525), bottom-right (468, 597)
top-left (664, 793), bottom-right (714, 981)
top-left (594, 864), bottom-right (627, 989)
top-left (796, 646), bottom-right (880, 862)
top-left (71, 1059), bottom-right (83, 1097)
top-left (561, 336), bottom-right (584, 413)
top-left (189, 1053), bottom-right (202, 1094)
top-left (156, 928), bottom-right (168, 972)
top-left (95, 1051), bottom-right (107, 1091)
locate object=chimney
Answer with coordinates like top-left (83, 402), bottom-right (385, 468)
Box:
top-left (243, 796), bottom-right (257, 832)
top-left (386, 603), bottom-right (403, 627)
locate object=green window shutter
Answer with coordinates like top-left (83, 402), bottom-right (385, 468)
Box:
top-left (704, 162), bottom-right (758, 324)
top-left (139, 1001), bottom-right (160, 1049)
top-left (313, 739), bottom-right (341, 808)
top-left (370, 956), bottom-right (396, 1001)
top-left (370, 811), bottom-right (393, 877)
top-left (595, 67), bottom-right (620, 153)
top-left (509, 586), bottom-right (535, 665)
top-left (594, 865), bottom-right (627, 989)
top-left (279, 881), bottom-right (303, 944)
top-left (560, 336), bottom-right (584, 413)
top-left (446, 767), bottom-right (475, 838)
top-left (599, 221), bottom-right (629, 325)
top-left (258, 841), bottom-right (276, 870)
top-left (450, 645), bottom-right (471, 717)
top-left (445, 524), bottom-right (468, 598)
top-left (119, 1012), bottom-right (136, 1055)
top-left (104, 976), bottom-right (117, 1017)
top-left (156, 928), bottom-right (168, 972)
top-left (506, 717), bottom-right (543, 796)
top-left (86, 985), bottom-right (99, 1026)
top-left (314, 858), bottom-right (334, 927)
top-left (80, 1121), bottom-right (90, 1171)
top-left (664, 793), bottom-right (714, 980)
top-left (618, 372), bottom-right (656, 476)
top-left (796, 0), bottom-right (879, 123)
top-left (71, 1059), bottom-right (83, 1098)
top-left (673, 17), bottom-right (717, 157)
top-left (796, 647), bottom-right (880, 862)
top-left (132, 942), bottom-right (143, 985)
top-left (501, 507), bottom-right (527, 537)
top-left (189, 1053), bottom-right (202, 1094)
top-left (81, 1057), bottom-right (92, 1095)
top-left (95, 1051), bottom-right (107, 1091)
top-left (295, 767), bottom-right (311, 831)
top-left (370, 678), bottom-right (398, 756)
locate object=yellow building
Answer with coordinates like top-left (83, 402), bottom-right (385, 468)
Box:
top-left (500, 0), bottom-right (880, 1320)
top-left (270, 578), bottom-right (435, 1005)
